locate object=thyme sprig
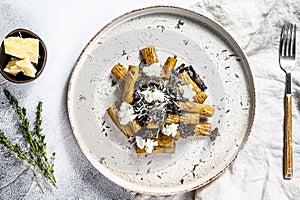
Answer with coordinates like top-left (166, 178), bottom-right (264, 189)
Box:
top-left (0, 90), bottom-right (57, 192)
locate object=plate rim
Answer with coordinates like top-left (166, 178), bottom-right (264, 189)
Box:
top-left (67, 5), bottom-right (256, 195)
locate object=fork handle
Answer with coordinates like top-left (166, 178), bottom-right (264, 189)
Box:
top-left (284, 94), bottom-right (293, 179)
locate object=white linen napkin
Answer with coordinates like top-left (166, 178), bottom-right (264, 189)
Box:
top-left (191, 0), bottom-right (300, 199)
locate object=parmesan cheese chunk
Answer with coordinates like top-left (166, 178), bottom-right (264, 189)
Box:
top-left (4, 37), bottom-right (39, 64)
top-left (4, 59), bottom-right (21, 76)
top-left (4, 58), bottom-right (37, 78)
top-left (15, 58), bottom-right (37, 77)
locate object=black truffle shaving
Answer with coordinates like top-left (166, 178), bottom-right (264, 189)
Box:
top-left (136, 127), bottom-right (160, 138)
top-left (186, 66), bottom-right (207, 91)
top-left (210, 127), bottom-right (218, 142)
top-left (176, 63), bottom-right (186, 73)
top-left (132, 82), bottom-right (182, 127)
top-left (164, 91), bottom-right (181, 114)
top-left (178, 123), bottom-right (194, 138)
top-left (132, 88), bottom-right (151, 127)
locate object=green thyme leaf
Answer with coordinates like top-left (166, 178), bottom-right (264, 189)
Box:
top-left (175, 19), bottom-right (184, 29)
top-left (121, 50), bottom-right (127, 56)
top-left (79, 95), bottom-right (86, 101)
top-left (180, 178), bottom-right (184, 184)
top-left (111, 80), bottom-right (117, 87)
top-left (99, 157), bottom-right (106, 164)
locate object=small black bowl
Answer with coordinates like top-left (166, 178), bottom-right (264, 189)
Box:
top-left (0, 28), bottom-right (47, 83)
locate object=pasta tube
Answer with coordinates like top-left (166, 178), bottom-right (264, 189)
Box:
top-left (111, 62), bottom-right (128, 79)
top-left (161, 55), bottom-right (177, 79)
top-left (136, 134), bottom-right (175, 155)
top-left (140, 46), bottom-right (159, 64)
top-left (178, 101), bottom-right (214, 117)
top-left (107, 105), bottom-right (141, 138)
top-left (122, 65), bottom-right (139, 103)
top-left (157, 134), bottom-right (174, 147)
top-left (146, 123), bottom-right (159, 129)
top-left (165, 113), bottom-right (200, 125)
top-left (179, 71), bottom-right (207, 103)
top-left (193, 123), bottom-right (212, 136)
top-left (136, 143), bottom-right (175, 155)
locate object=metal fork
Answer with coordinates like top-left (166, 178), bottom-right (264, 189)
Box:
top-left (279, 22), bottom-right (296, 179)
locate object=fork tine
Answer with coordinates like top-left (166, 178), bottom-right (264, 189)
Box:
top-left (287, 23), bottom-right (293, 56)
top-left (280, 23), bottom-right (288, 56)
top-left (291, 24), bottom-right (296, 57)
top-left (279, 25), bottom-right (284, 56)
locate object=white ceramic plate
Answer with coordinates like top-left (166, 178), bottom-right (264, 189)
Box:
top-left (67, 6), bottom-right (255, 194)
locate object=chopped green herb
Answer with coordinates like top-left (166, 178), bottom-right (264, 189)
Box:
top-left (156, 25), bottom-right (165, 32)
top-left (121, 50), bottom-right (127, 56)
top-left (180, 178), bottom-right (184, 184)
top-left (183, 40), bottom-right (189, 45)
top-left (147, 168), bottom-right (151, 173)
top-left (99, 157), bottom-right (106, 164)
top-left (235, 74), bottom-right (239, 78)
top-left (175, 19), bottom-right (184, 29)
top-left (225, 66), bottom-right (230, 70)
top-left (79, 95), bottom-right (86, 101)
top-left (192, 164), bottom-right (199, 171)
top-left (97, 42), bottom-right (102, 45)
top-left (157, 175), bottom-right (162, 179)
top-left (147, 160), bottom-right (152, 165)
top-left (222, 49), bottom-right (227, 53)
top-left (226, 110), bottom-right (230, 113)
top-left (111, 80), bottom-right (117, 87)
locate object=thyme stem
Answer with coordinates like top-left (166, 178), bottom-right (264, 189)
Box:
top-left (0, 90), bottom-right (57, 192)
